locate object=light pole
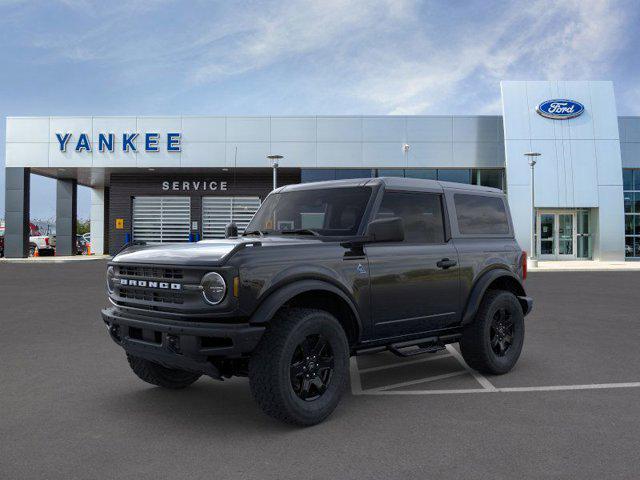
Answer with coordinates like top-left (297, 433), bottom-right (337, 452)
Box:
top-left (525, 152), bottom-right (541, 266)
top-left (267, 154), bottom-right (283, 191)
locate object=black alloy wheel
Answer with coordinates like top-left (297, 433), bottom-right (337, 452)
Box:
top-left (290, 334), bottom-right (335, 401)
top-left (249, 308), bottom-right (349, 426)
top-left (459, 290), bottom-right (525, 375)
top-left (489, 307), bottom-right (514, 357)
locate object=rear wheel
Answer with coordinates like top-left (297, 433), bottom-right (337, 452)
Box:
top-left (249, 308), bottom-right (349, 426)
top-left (460, 290), bottom-right (524, 375)
top-left (126, 354), bottom-right (201, 389)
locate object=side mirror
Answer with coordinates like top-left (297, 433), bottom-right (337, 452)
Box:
top-left (365, 217), bottom-right (404, 243)
top-left (225, 222), bottom-right (238, 238)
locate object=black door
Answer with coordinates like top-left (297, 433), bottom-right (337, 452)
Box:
top-left (365, 190), bottom-right (460, 338)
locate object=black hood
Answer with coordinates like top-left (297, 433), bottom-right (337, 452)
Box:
top-left (112, 236), bottom-right (323, 266)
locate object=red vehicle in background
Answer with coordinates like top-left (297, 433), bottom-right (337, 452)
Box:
top-left (29, 223), bottom-right (56, 256)
top-left (0, 223), bottom-right (58, 257)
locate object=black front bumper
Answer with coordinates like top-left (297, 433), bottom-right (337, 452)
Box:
top-left (101, 306), bottom-right (265, 378)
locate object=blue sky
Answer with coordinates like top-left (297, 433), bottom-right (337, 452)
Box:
top-left (1, 0), bottom-right (639, 220)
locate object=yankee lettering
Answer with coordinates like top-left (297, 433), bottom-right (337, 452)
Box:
top-left (55, 132), bottom-right (181, 152)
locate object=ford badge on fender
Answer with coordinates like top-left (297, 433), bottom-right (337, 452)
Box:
top-left (536, 99), bottom-right (584, 119)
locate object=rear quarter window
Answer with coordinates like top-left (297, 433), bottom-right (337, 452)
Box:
top-left (454, 194), bottom-right (510, 235)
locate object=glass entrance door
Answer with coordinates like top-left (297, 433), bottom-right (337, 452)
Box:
top-left (557, 214), bottom-right (574, 257)
top-left (537, 211), bottom-right (577, 260)
top-left (539, 214), bottom-right (555, 257)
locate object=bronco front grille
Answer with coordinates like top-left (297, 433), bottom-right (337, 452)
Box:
top-left (116, 265), bottom-right (184, 280)
top-left (118, 286), bottom-right (184, 305)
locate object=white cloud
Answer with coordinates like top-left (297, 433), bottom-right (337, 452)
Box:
top-left (10, 0), bottom-right (634, 114)
top-left (348, 0), bottom-right (629, 113)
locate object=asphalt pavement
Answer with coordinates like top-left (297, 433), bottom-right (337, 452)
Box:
top-left (1, 261), bottom-right (639, 479)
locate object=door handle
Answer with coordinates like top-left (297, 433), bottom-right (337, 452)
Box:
top-left (436, 258), bottom-right (457, 269)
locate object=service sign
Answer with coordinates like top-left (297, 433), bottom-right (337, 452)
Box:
top-left (55, 132), bottom-right (181, 152)
top-left (536, 99), bottom-right (584, 120)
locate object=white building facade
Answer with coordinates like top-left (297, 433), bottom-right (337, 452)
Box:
top-left (3, 80), bottom-right (639, 260)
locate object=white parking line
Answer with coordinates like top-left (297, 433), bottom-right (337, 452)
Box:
top-left (367, 370), bottom-right (468, 392)
top-left (445, 345), bottom-right (497, 391)
top-left (498, 382), bottom-right (640, 392)
top-left (349, 357), bottom-right (363, 395)
top-left (357, 352), bottom-right (452, 374)
top-left (350, 347), bottom-right (640, 396)
top-left (357, 382), bottom-right (640, 395)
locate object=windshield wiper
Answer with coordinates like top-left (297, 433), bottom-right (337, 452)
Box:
top-left (280, 228), bottom-right (320, 236)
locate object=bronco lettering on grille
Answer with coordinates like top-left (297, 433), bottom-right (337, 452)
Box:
top-left (119, 278), bottom-right (181, 290)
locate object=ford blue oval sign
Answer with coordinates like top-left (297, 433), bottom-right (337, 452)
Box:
top-left (536, 99), bottom-right (584, 120)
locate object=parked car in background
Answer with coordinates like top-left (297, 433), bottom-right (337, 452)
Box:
top-left (82, 232), bottom-right (91, 243)
top-left (29, 223), bottom-right (56, 256)
top-left (77, 235), bottom-right (88, 255)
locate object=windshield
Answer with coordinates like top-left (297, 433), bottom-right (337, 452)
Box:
top-left (245, 186), bottom-right (373, 237)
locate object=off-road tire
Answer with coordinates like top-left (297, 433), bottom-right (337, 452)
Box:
top-left (126, 354), bottom-right (201, 389)
top-left (249, 308), bottom-right (349, 426)
top-left (460, 290), bottom-right (525, 375)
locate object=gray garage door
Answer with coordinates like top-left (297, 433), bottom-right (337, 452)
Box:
top-left (202, 196), bottom-right (261, 238)
top-left (132, 196), bottom-right (191, 243)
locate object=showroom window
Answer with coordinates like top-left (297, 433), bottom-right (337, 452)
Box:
top-left (301, 169), bottom-right (373, 183)
top-left (624, 169), bottom-right (640, 259)
top-left (374, 168), bottom-right (505, 191)
top-left (301, 168), bottom-right (505, 191)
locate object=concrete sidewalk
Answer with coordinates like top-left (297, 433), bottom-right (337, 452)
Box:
top-left (529, 260), bottom-right (640, 271)
top-left (0, 255), bottom-right (111, 263)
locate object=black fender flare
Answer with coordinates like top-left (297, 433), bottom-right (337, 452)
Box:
top-left (248, 279), bottom-right (362, 337)
top-left (461, 268), bottom-right (527, 326)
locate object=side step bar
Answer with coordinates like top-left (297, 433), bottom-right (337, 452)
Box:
top-left (355, 333), bottom-right (461, 358)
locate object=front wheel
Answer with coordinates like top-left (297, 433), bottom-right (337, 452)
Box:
top-left (460, 290), bottom-right (525, 375)
top-left (249, 308), bottom-right (349, 426)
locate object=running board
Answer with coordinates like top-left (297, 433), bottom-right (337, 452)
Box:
top-left (353, 333), bottom-right (461, 357)
top-left (388, 333), bottom-right (461, 358)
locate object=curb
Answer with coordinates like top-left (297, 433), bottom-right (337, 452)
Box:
top-left (0, 255), bottom-right (111, 264)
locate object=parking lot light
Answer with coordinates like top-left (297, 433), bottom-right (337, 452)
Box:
top-left (525, 152), bottom-right (541, 267)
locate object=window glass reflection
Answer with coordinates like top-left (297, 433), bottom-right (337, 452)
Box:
top-left (405, 169), bottom-right (437, 180)
top-left (623, 169), bottom-right (634, 190)
top-left (438, 169), bottom-right (471, 184)
top-left (378, 169), bottom-right (404, 177)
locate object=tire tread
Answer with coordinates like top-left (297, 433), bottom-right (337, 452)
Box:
top-left (460, 290), bottom-right (524, 375)
top-left (249, 307), bottom-right (348, 426)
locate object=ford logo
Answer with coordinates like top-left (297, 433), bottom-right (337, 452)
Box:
top-left (536, 99), bottom-right (584, 120)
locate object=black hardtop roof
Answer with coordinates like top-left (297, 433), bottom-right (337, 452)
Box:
top-left (276, 177), bottom-right (504, 195)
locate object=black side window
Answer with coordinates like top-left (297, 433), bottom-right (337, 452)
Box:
top-left (375, 191), bottom-right (445, 244)
top-left (454, 194), bottom-right (509, 235)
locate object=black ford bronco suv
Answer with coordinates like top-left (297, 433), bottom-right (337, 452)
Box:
top-left (102, 177), bottom-right (532, 426)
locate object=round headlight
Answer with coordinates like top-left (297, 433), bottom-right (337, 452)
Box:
top-left (201, 272), bottom-right (227, 305)
top-left (106, 266), bottom-right (116, 294)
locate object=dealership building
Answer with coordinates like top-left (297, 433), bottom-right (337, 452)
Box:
top-left (4, 80), bottom-right (640, 260)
